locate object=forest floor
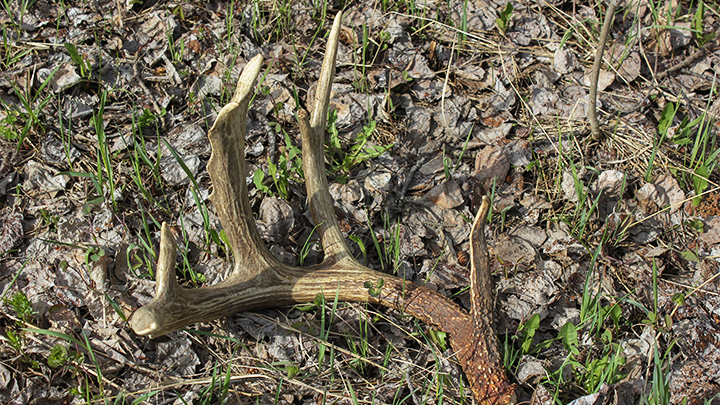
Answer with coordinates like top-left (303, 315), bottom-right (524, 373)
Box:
top-left (1, 0), bottom-right (720, 404)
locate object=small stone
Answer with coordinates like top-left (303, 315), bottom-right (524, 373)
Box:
top-left (160, 154), bottom-right (200, 186)
top-left (365, 172), bottom-right (392, 193)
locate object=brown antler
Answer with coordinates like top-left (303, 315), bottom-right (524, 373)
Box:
top-left (129, 13), bottom-right (515, 404)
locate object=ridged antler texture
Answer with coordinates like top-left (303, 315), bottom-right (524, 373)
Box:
top-left (129, 13), bottom-right (515, 404)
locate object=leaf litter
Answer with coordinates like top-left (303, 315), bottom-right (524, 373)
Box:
top-left (0, 0), bottom-right (719, 403)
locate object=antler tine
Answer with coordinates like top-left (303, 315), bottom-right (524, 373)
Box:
top-left (310, 12), bottom-right (341, 133)
top-left (130, 222), bottom-right (178, 336)
top-left (129, 54), bottom-right (285, 338)
top-left (206, 54), bottom-right (275, 272)
top-left (298, 12), bottom-right (347, 260)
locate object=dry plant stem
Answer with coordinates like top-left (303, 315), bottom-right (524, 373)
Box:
top-left (129, 12), bottom-right (514, 404)
top-left (589, 0), bottom-right (620, 140)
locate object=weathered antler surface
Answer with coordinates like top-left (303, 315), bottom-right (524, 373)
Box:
top-left (129, 13), bottom-right (515, 404)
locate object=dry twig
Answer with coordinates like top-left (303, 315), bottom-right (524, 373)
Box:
top-left (589, 0), bottom-right (621, 140)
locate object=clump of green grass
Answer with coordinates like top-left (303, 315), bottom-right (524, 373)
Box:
top-left (3, 291), bottom-right (36, 365)
top-left (325, 112), bottom-right (393, 183)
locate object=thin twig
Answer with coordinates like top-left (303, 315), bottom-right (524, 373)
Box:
top-left (655, 33), bottom-right (719, 81)
top-left (589, 0), bottom-right (621, 140)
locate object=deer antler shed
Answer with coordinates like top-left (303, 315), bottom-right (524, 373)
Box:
top-left (129, 13), bottom-right (516, 404)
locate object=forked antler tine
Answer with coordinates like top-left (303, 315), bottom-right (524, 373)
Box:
top-left (299, 15), bottom-right (515, 401)
top-left (129, 54), bottom-right (282, 338)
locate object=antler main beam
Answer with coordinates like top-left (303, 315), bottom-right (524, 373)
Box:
top-left (129, 13), bottom-right (515, 404)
